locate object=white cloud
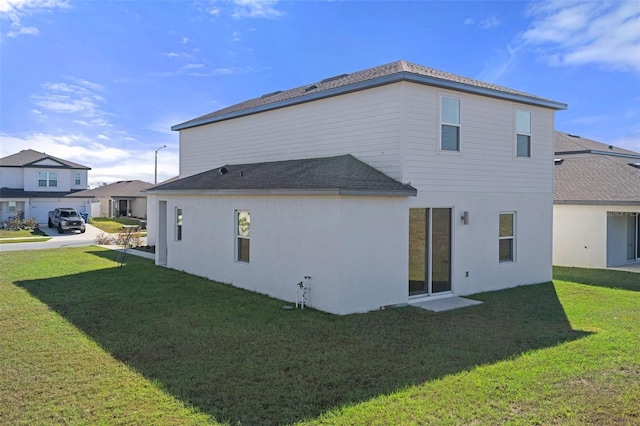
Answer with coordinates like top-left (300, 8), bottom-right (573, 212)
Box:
top-left (232, 0), bottom-right (284, 19)
top-left (464, 17), bottom-right (474, 25)
top-left (0, 0), bottom-right (69, 38)
top-left (0, 131), bottom-right (179, 186)
top-left (523, 0), bottom-right (640, 73)
top-left (31, 80), bottom-right (110, 125)
top-left (480, 16), bottom-right (501, 29)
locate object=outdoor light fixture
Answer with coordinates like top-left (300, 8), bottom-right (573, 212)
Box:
top-left (461, 211), bottom-right (469, 225)
top-left (154, 144), bottom-right (167, 185)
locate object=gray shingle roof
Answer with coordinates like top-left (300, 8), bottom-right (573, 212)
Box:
top-left (148, 154), bottom-right (416, 197)
top-left (173, 60), bottom-right (567, 130)
top-left (0, 188), bottom-right (91, 199)
top-left (72, 180), bottom-right (153, 198)
top-left (0, 149), bottom-right (90, 169)
top-left (554, 132), bottom-right (640, 204)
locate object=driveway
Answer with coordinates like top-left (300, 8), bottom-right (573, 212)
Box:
top-left (0, 223), bottom-right (103, 252)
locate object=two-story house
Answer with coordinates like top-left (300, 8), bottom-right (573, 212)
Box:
top-left (0, 149), bottom-right (91, 223)
top-left (147, 60), bottom-right (567, 315)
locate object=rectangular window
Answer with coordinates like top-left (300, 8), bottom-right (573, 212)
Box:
top-left (236, 210), bottom-right (250, 263)
top-left (8, 201), bottom-right (16, 212)
top-left (175, 208), bottom-right (183, 241)
top-left (516, 110), bottom-right (531, 157)
top-left (441, 97), bottom-right (460, 151)
top-left (37, 171), bottom-right (58, 187)
top-left (74, 172), bottom-right (81, 186)
top-left (499, 212), bottom-right (515, 262)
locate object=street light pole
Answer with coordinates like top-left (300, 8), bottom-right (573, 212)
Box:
top-left (155, 145), bottom-right (167, 184)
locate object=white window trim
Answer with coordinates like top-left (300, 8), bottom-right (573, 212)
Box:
top-left (499, 212), bottom-right (516, 263)
top-left (74, 172), bottom-right (82, 186)
top-left (515, 109), bottom-right (532, 158)
top-left (175, 207), bottom-right (183, 242)
top-left (439, 95), bottom-right (462, 153)
top-left (37, 171), bottom-right (58, 187)
top-left (236, 210), bottom-right (250, 263)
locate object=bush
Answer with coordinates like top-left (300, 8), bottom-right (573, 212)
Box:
top-left (115, 231), bottom-right (142, 248)
top-left (95, 232), bottom-right (116, 245)
top-left (22, 217), bottom-right (39, 229)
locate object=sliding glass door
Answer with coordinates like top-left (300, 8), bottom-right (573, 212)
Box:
top-left (409, 208), bottom-right (452, 296)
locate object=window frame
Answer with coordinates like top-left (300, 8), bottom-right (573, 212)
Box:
top-left (499, 212), bottom-right (516, 263)
top-left (516, 109), bottom-right (532, 158)
top-left (175, 207), bottom-right (183, 241)
top-left (440, 95), bottom-right (461, 152)
top-left (236, 210), bottom-right (250, 263)
top-left (37, 171), bottom-right (58, 187)
top-left (74, 172), bottom-right (81, 186)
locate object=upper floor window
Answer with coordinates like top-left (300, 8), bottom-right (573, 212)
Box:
top-left (74, 172), bottom-right (81, 186)
top-left (38, 171), bottom-right (58, 187)
top-left (516, 110), bottom-right (531, 157)
top-left (236, 210), bottom-right (250, 263)
top-left (441, 97), bottom-right (460, 151)
top-left (175, 208), bottom-right (183, 241)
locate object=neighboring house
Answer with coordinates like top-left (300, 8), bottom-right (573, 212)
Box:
top-left (553, 131), bottom-right (640, 268)
top-left (147, 60), bottom-right (567, 315)
top-left (72, 180), bottom-right (153, 219)
top-left (0, 149), bottom-right (91, 223)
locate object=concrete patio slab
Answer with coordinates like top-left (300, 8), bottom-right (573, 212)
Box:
top-left (411, 296), bottom-right (483, 312)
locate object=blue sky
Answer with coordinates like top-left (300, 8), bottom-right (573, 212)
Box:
top-left (1, 0), bottom-right (639, 187)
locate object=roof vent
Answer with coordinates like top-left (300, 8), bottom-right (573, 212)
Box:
top-left (320, 73), bottom-right (349, 84)
top-left (260, 90), bottom-right (283, 99)
top-left (608, 145), bottom-right (614, 150)
top-left (567, 134), bottom-right (581, 138)
top-left (554, 159), bottom-right (564, 165)
top-left (305, 84), bottom-right (318, 92)
top-left (630, 163), bottom-right (640, 169)
top-left (219, 167), bottom-right (228, 175)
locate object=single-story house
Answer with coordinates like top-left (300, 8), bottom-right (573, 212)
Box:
top-left (147, 60), bottom-right (567, 315)
top-left (72, 180), bottom-right (153, 219)
top-left (0, 149), bottom-right (91, 223)
top-left (553, 131), bottom-right (640, 268)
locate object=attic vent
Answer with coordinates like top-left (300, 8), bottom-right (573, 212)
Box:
top-left (320, 73), bottom-right (349, 84)
top-left (219, 167), bottom-right (228, 175)
top-left (554, 159), bottom-right (564, 165)
top-left (630, 163), bottom-right (640, 169)
top-left (260, 90), bottom-right (283, 99)
top-left (567, 134), bottom-right (581, 138)
top-left (305, 84), bottom-right (318, 92)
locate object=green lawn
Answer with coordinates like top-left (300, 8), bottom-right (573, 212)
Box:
top-left (90, 217), bottom-right (144, 234)
top-left (0, 228), bottom-right (48, 239)
top-left (1, 248), bottom-right (638, 425)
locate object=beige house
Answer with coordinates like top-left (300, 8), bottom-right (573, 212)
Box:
top-left (147, 60), bottom-right (567, 314)
top-left (553, 131), bottom-right (640, 268)
top-left (73, 180), bottom-right (153, 219)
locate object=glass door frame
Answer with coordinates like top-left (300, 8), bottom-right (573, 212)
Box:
top-left (409, 207), bottom-right (453, 297)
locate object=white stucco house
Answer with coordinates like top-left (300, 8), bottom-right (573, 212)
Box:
top-left (553, 132), bottom-right (640, 268)
top-left (0, 149), bottom-right (92, 223)
top-left (72, 180), bottom-right (153, 219)
top-left (147, 60), bottom-right (567, 315)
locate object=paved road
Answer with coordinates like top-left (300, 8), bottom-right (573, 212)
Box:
top-left (0, 223), bottom-right (103, 252)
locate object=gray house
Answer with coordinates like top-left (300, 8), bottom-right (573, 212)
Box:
top-left (0, 149), bottom-right (91, 223)
top-left (553, 131), bottom-right (640, 268)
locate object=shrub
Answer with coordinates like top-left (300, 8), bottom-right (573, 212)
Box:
top-left (95, 232), bottom-right (116, 245)
top-left (22, 217), bottom-right (39, 229)
top-left (115, 231), bottom-right (142, 248)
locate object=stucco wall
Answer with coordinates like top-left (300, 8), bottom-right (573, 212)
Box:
top-left (155, 194), bottom-right (408, 315)
top-left (411, 191), bottom-right (553, 297)
top-left (553, 204), bottom-right (640, 268)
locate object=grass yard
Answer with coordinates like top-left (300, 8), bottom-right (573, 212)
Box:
top-left (1, 248), bottom-right (638, 425)
top-left (0, 228), bottom-right (48, 239)
top-left (90, 217), bottom-right (144, 234)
